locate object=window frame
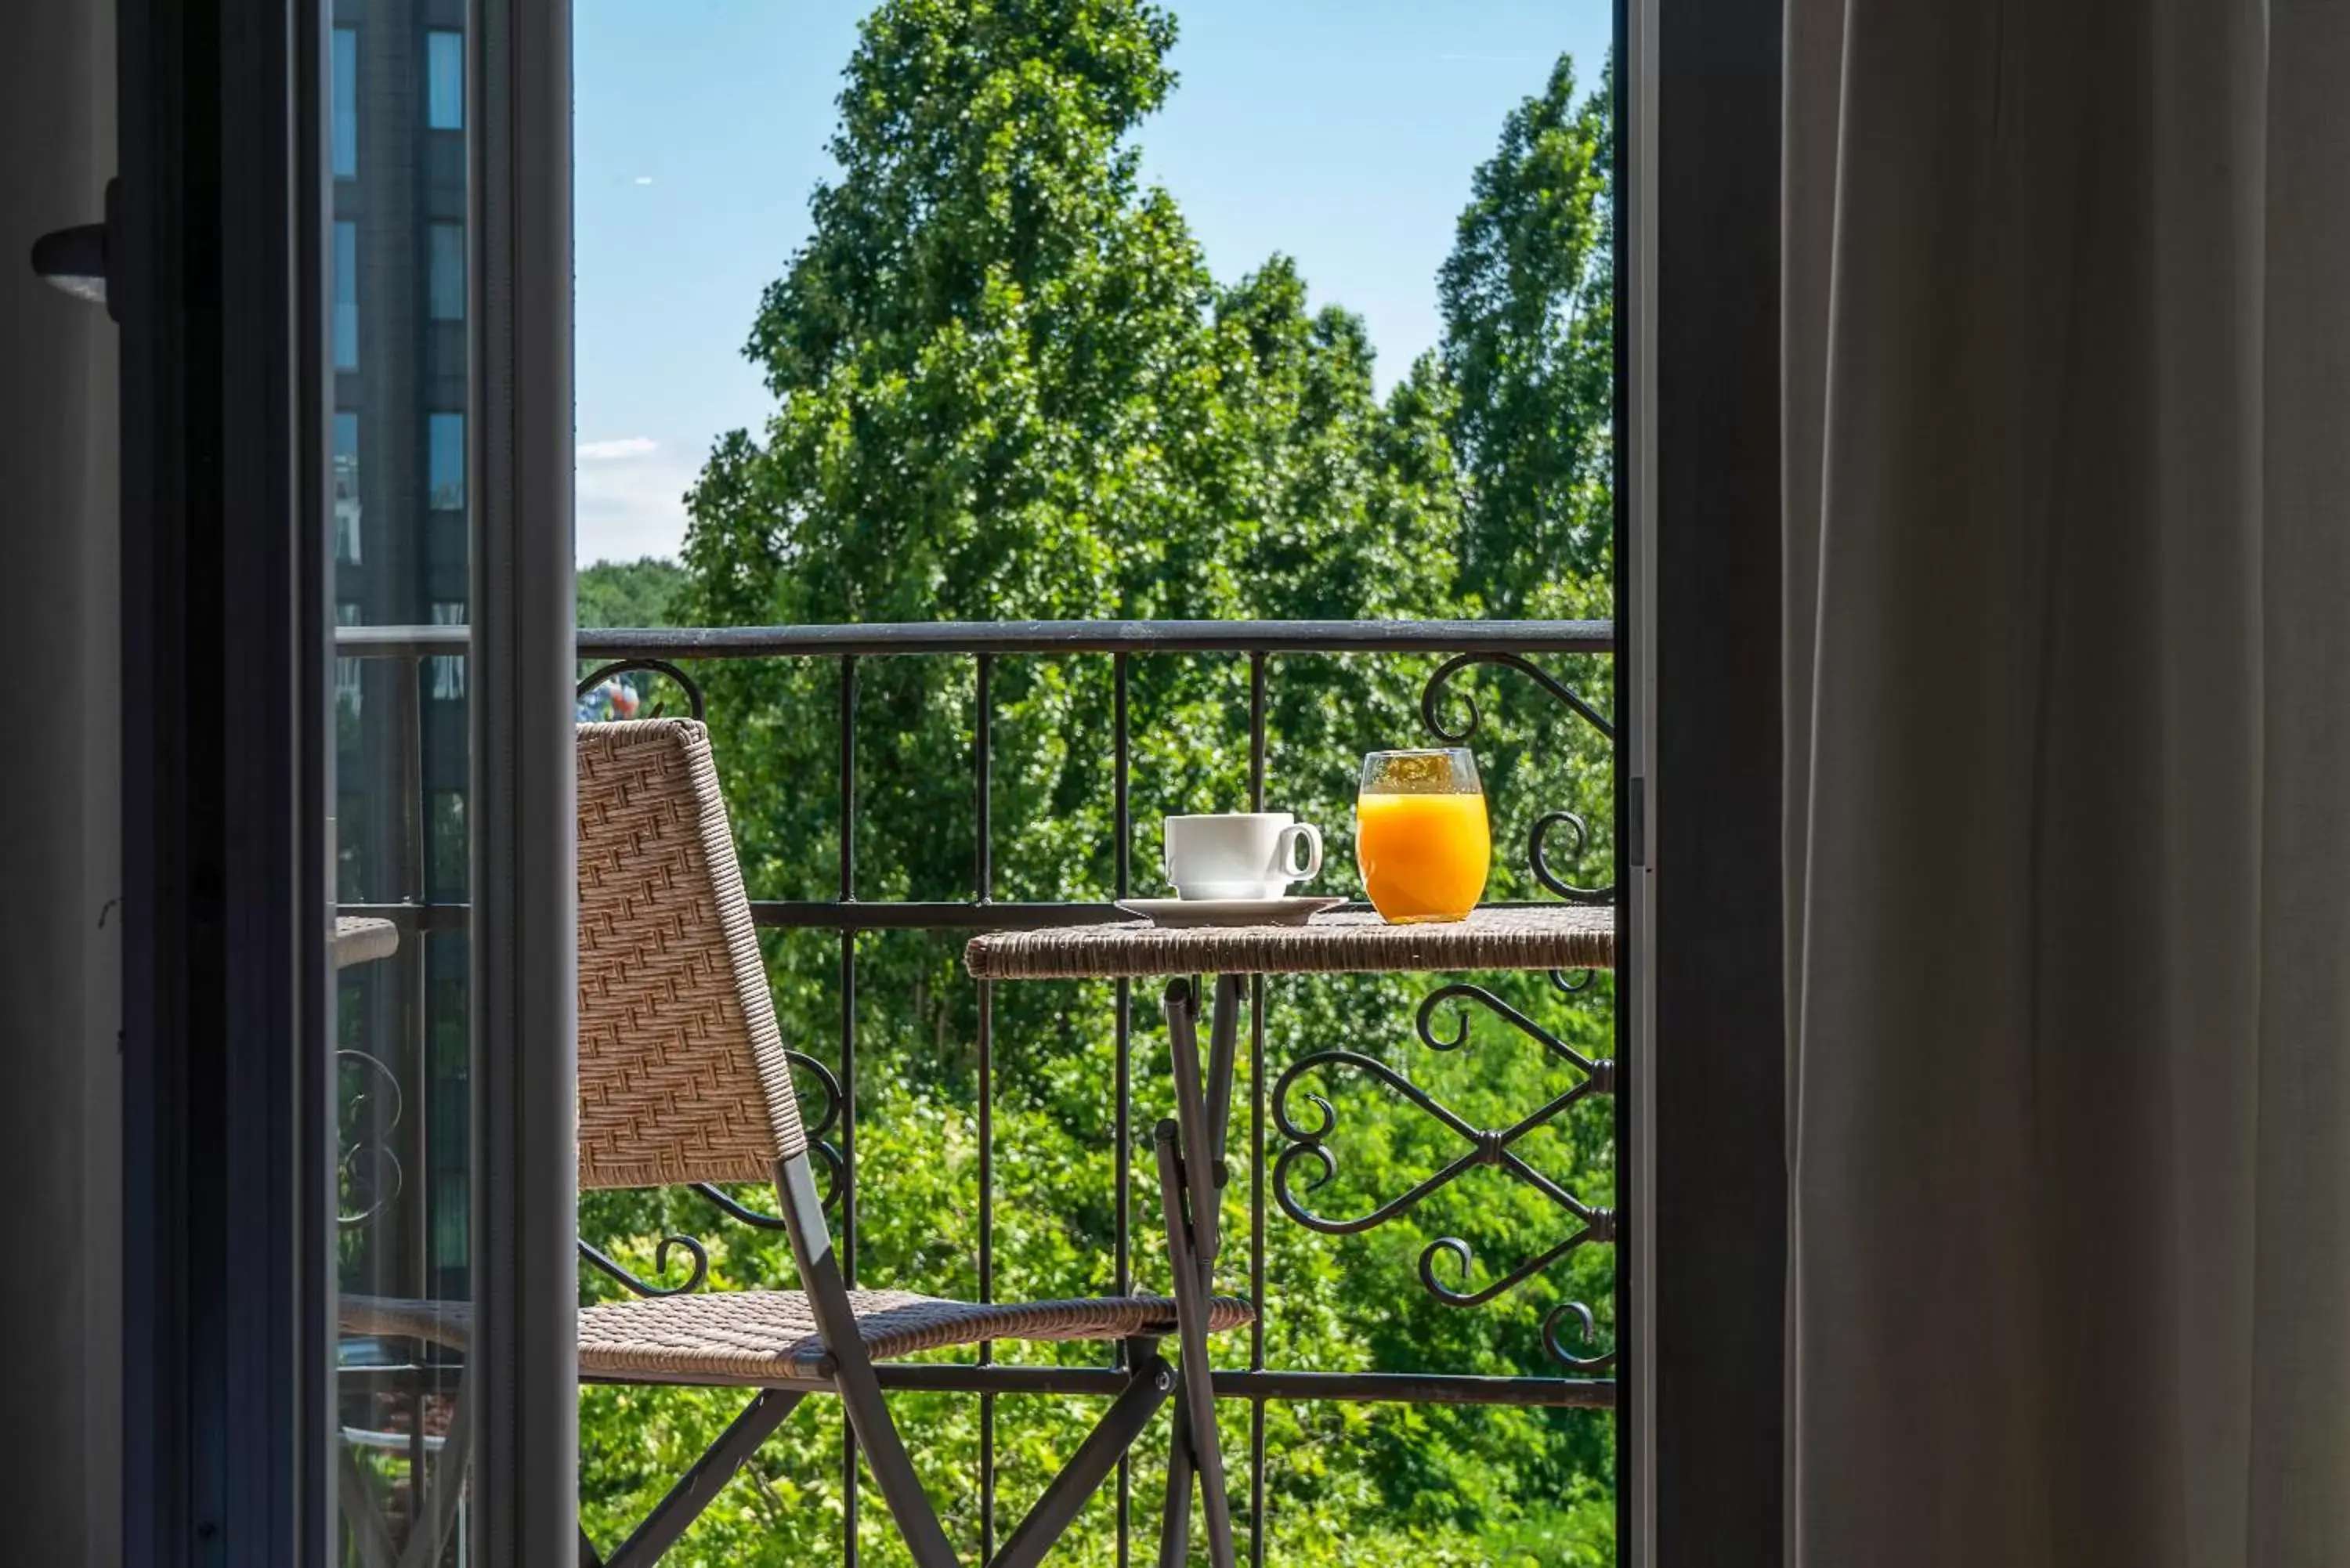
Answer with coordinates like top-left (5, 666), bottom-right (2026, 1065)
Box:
top-left (1635, 0), bottom-right (1788, 1564)
top-left (118, 0), bottom-right (334, 1557)
top-left (118, 0), bottom-right (1788, 1554)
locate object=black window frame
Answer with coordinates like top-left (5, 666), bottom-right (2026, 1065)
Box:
top-left (1638, 0), bottom-right (1788, 1563)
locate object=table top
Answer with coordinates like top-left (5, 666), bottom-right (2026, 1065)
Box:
top-left (964, 905), bottom-right (1614, 981)
top-left (334, 916), bottom-right (400, 970)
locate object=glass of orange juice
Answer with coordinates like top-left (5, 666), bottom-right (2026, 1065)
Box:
top-left (1355, 748), bottom-right (1490, 923)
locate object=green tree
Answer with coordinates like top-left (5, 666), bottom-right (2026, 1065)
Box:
top-left (576, 557), bottom-right (693, 716)
top-left (1440, 56), bottom-right (1614, 613)
top-left (577, 9), bottom-right (1618, 1564)
top-left (1427, 52), bottom-right (1619, 937)
top-left (577, 556), bottom-right (689, 629)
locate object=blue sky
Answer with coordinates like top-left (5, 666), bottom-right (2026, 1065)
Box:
top-left (574, 0), bottom-right (1612, 563)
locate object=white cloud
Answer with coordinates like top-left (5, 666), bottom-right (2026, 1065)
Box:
top-left (575, 436), bottom-right (696, 563)
top-left (579, 435), bottom-right (659, 461)
top-left (633, 175), bottom-right (655, 186)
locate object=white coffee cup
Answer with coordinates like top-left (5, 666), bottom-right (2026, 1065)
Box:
top-left (1163, 812), bottom-right (1324, 901)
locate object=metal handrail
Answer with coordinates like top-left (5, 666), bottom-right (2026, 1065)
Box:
top-left (335, 616), bottom-right (1615, 659)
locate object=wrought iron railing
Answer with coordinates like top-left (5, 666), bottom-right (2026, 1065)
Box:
top-left (334, 617), bottom-right (1618, 1565)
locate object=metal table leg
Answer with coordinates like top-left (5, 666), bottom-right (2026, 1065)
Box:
top-left (1159, 977), bottom-right (1242, 1568)
top-left (1165, 976), bottom-right (1241, 1280)
top-left (1203, 973), bottom-right (1242, 1172)
top-left (1156, 1409), bottom-right (1195, 1568)
top-left (397, 1374), bottom-right (474, 1568)
top-left (1155, 1122), bottom-right (1238, 1568)
top-left (336, 1442), bottom-right (400, 1568)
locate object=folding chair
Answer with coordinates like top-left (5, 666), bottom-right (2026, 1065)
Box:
top-left (343, 717), bottom-right (1249, 1566)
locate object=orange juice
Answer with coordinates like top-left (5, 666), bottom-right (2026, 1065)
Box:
top-left (1356, 791), bottom-right (1491, 923)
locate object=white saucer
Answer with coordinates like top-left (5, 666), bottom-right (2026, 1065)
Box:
top-left (1115, 895), bottom-right (1347, 929)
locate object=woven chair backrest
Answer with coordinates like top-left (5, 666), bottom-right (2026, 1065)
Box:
top-left (574, 719), bottom-right (807, 1189)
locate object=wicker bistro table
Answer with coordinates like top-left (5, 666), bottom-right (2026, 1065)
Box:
top-left (334, 915), bottom-right (400, 970)
top-left (965, 903), bottom-right (1616, 1559)
top-left (964, 905), bottom-right (1614, 983)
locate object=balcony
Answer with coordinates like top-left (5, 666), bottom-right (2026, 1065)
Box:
top-left (334, 616), bottom-right (1619, 1566)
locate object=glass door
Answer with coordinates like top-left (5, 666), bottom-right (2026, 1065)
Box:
top-left (109, 0), bottom-right (575, 1559)
top-left (325, 0), bottom-right (577, 1559)
top-left (327, 2), bottom-right (487, 1560)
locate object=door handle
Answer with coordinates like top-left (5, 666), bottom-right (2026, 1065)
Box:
top-left (29, 177), bottom-right (118, 319)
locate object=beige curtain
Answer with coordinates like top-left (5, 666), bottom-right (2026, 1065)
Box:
top-left (1783, 2), bottom-right (2350, 1564)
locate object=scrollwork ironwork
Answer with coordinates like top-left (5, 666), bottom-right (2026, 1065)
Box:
top-left (689, 1183), bottom-right (790, 1230)
top-left (1528, 810), bottom-right (1612, 905)
top-left (337, 1049), bottom-right (404, 1228)
top-left (1419, 652), bottom-right (1616, 902)
top-left (1416, 983), bottom-right (1599, 1075)
top-left (782, 1048), bottom-right (847, 1211)
top-left (580, 1234), bottom-right (710, 1298)
top-left (1271, 981), bottom-right (1618, 1371)
top-left (1420, 651), bottom-right (1614, 746)
top-left (1542, 1300), bottom-right (1618, 1372)
top-left (784, 1049), bottom-right (844, 1144)
top-left (577, 658), bottom-right (707, 722)
top-left (1417, 1219), bottom-right (1613, 1310)
top-left (337, 1145), bottom-right (404, 1230)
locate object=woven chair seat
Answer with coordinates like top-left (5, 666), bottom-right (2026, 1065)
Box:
top-left (342, 1288), bottom-right (1253, 1383)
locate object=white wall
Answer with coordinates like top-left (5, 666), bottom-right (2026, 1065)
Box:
top-left (0, 0), bottom-right (121, 1559)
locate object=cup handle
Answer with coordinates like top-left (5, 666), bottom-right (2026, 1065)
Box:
top-left (1280, 822), bottom-right (1323, 882)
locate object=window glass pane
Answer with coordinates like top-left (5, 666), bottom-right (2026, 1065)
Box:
top-left (334, 602), bottom-right (363, 717)
top-left (428, 601), bottom-right (466, 701)
top-left (428, 223), bottom-right (465, 320)
top-left (332, 411), bottom-right (361, 563)
top-left (331, 28), bottom-right (357, 179)
top-left (332, 221), bottom-right (357, 370)
top-left (426, 31), bottom-right (463, 130)
top-left (428, 414), bottom-right (464, 509)
top-left (326, 4), bottom-right (476, 1556)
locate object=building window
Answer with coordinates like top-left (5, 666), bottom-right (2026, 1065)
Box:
top-left (333, 412), bottom-right (362, 564)
top-left (428, 791), bottom-right (470, 902)
top-left (428, 413), bottom-right (464, 510)
top-left (429, 223), bottom-right (465, 320)
top-left (331, 28), bottom-right (357, 179)
top-left (335, 602), bottom-right (364, 716)
top-left (427, 31), bottom-right (464, 131)
top-left (428, 602), bottom-right (467, 702)
top-left (333, 222), bottom-right (359, 370)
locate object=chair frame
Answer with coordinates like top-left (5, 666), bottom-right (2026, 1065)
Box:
top-left (576, 1106), bottom-right (1231, 1568)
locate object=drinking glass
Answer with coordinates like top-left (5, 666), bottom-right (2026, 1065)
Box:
top-left (1355, 748), bottom-right (1490, 923)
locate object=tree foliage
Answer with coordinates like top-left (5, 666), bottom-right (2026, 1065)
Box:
top-left (577, 5), bottom-right (1618, 1563)
top-left (577, 556), bottom-right (689, 630)
top-left (1441, 57), bottom-right (1614, 611)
